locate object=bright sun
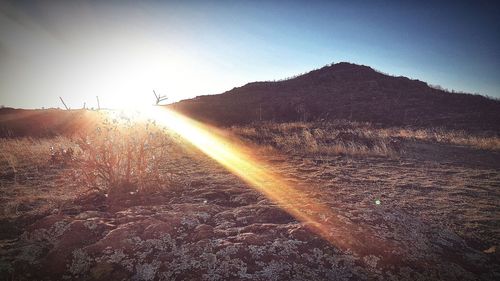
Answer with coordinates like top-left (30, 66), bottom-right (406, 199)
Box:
top-left (62, 42), bottom-right (223, 110)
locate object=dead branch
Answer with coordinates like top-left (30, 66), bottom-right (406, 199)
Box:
top-left (153, 90), bottom-right (168, 105)
top-left (59, 97), bottom-right (69, 110)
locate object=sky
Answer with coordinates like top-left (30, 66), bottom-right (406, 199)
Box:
top-left (0, 0), bottom-right (499, 109)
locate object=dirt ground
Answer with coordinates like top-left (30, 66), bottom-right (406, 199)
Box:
top-left (0, 136), bottom-right (499, 280)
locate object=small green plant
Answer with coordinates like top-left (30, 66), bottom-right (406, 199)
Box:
top-left (75, 112), bottom-right (172, 194)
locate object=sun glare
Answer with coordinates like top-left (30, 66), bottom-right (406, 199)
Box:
top-left (66, 43), bottom-right (231, 111)
top-left (136, 106), bottom-right (400, 263)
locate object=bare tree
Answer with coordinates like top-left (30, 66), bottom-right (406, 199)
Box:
top-left (153, 90), bottom-right (168, 105)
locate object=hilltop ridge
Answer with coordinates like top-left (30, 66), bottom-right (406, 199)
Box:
top-left (170, 62), bottom-right (500, 131)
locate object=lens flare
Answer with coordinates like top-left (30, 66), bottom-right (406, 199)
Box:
top-left (138, 106), bottom-right (400, 263)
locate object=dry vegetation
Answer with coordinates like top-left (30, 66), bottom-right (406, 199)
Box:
top-left (230, 120), bottom-right (500, 158)
top-left (231, 122), bottom-right (399, 157)
top-left (381, 127), bottom-right (500, 150)
top-left (0, 137), bottom-right (80, 222)
top-left (0, 113), bottom-right (185, 220)
top-left (0, 137), bottom-right (76, 182)
top-left (1, 116), bottom-right (499, 280)
top-left (75, 115), bottom-right (174, 193)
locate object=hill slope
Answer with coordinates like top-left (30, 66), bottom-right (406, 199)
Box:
top-left (0, 108), bottom-right (99, 137)
top-left (170, 62), bottom-right (500, 131)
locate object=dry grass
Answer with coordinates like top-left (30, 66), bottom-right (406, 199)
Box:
top-left (379, 127), bottom-right (500, 150)
top-left (230, 121), bottom-right (500, 157)
top-left (0, 137), bottom-right (77, 180)
top-left (0, 137), bottom-right (80, 219)
top-left (231, 121), bottom-right (398, 157)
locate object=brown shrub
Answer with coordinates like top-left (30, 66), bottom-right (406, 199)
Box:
top-left (75, 114), bottom-right (174, 194)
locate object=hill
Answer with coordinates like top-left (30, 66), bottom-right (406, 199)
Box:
top-left (170, 62), bottom-right (500, 131)
top-left (0, 108), bottom-right (98, 137)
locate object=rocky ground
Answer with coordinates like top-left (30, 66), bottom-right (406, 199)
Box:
top-left (0, 137), bottom-right (499, 280)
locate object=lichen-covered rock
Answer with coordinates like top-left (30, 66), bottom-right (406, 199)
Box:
top-left (2, 150), bottom-right (499, 281)
top-left (190, 224), bottom-right (215, 241)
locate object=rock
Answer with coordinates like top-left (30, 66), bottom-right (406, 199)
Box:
top-left (73, 191), bottom-right (108, 212)
top-left (142, 221), bottom-right (179, 239)
top-left (254, 205), bottom-right (296, 224)
top-left (234, 232), bottom-right (265, 245)
top-left (190, 224), bottom-right (214, 241)
top-left (90, 262), bottom-right (129, 281)
top-left (75, 211), bottom-right (112, 220)
top-left (38, 219), bottom-right (110, 276)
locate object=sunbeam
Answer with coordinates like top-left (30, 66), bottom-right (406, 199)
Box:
top-left (140, 106), bottom-right (401, 263)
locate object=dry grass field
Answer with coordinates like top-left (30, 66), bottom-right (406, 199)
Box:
top-left (231, 121), bottom-right (500, 155)
top-left (0, 114), bottom-right (499, 280)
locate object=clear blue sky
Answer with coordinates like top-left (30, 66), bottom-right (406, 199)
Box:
top-left (1, 0), bottom-right (499, 109)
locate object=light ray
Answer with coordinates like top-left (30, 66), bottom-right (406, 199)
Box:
top-left (141, 106), bottom-right (401, 263)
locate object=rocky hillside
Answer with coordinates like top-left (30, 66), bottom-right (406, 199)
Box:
top-left (170, 62), bottom-right (500, 131)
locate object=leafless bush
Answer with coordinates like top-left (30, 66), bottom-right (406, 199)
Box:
top-left (75, 114), bottom-right (173, 194)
